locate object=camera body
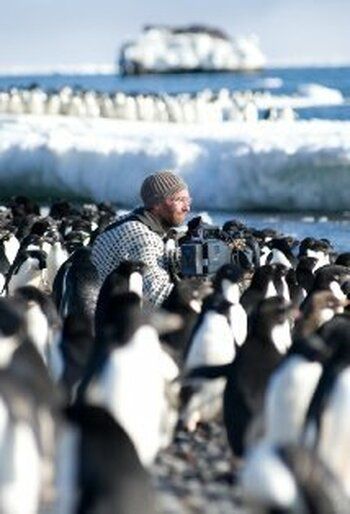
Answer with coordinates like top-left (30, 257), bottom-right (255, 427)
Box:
top-left (180, 225), bottom-right (232, 277)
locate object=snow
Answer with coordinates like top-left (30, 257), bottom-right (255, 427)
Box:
top-left (0, 114), bottom-right (350, 211)
top-left (255, 84), bottom-right (344, 109)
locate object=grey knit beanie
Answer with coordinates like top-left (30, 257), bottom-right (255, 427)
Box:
top-left (140, 171), bottom-right (188, 208)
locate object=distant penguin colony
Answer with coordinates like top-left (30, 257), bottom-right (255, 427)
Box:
top-left (0, 85), bottom-right (297, 123)
top-left (0, 195), bottom-right (349, 512)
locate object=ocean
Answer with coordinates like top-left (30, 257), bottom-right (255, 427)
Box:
top-left (1, 66), bottom-right (350, 119)
top-left (1, 66), bottom-right (350, 251)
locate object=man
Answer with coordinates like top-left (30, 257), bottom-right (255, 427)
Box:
top-left (91, 170), bottom-right (191, 306)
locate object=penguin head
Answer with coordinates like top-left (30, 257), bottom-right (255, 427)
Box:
top-left (101, 292), bottom-right (144, 347)
top-left (335, 252), bottom-right (350, 268)
top-left (162, 277), bottom-right (211, 315)
top-left (313, 265), bottom-right (350, 296)
top-left (317, 314), bottom-right (350, 366)
top-left (250, 296), bottom-right (294, 348)
top-left (250, 265), bottom-right (277, 295)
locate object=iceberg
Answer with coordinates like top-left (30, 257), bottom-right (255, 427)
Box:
top-left (0, 114), bottom-right (349, 212)
top-left (119, 25), bottom-right (266, 75)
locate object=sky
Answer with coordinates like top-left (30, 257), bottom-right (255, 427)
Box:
top-left (1, 0), bottom-right (350, 71)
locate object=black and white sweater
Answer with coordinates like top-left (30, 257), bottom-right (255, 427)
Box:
top-left (91, 209), bottom-right (176, 306)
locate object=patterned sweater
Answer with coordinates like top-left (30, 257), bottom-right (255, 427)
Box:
top-left (91, 209), bottom-right (175, 306)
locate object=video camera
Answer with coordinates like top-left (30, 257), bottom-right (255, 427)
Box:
top-left (179, 222), bottom-right (232, 278)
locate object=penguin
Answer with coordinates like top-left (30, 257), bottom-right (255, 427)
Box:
top-left (59, 314), bottom-right (95, 403)
top-left (300, 264), bottom-right (350, 314)
top-left (45, 92), bottom-right (61, 115)
top-left (94, 260), bottom-right (146, 342)
top-left (180, 293), bottom-right (236, 431)
top-left (264, 334), bottom-right (330, 447)
top-left (313, 264), bottom-right (350, 293)
top-left (213, 263), bottom-right (248, 348)
top-left (223, 296), bottom-right (294, 458)
top-left (8, 88), bottom-right (25, 114)
top-left (0, 372), bottom-right (43, 514)
top-left (241, 442), bottom-right (350, 514)
top-left (294, 290), bottom-right (348, 338)
top-left (303, 315), bottom-right (350, 495)
top-left (183, 293), bottom-right (235, 371)
top-left (45, 237), bottom-right (69, 292)
top-left (0, 296), bottom-right (28, 367)
top-left (6, 249), bottom-right (47, 295)
top-left (64, 229), bottom-right (91, 255)
top-left (55, 404), bottom-right (156, 514)
top-left (272, 263), bottom-right (291, 302)
top-left (7, 195), bottom-right (40, 222)
top-left (83, 90), bottom-right (101, 118)
top-left (335, 252), bottom-right (350, 267)
top-left (285, 267), bottom-right (305, 307)
top-left (0, 331), bottom-right (63, 513)
top-left (280, 105), bottom-right (297, 121)
top-left (82, 292), bottom-right (179, 467)
top-left (0, 231), bottom-right (20, 294)
top-left (52, 246), bottom-right (100, 335)
top-left (161, 277), bottom-right (211, 366)
top-left (240, 264), bottom-right (278, 316)
top-left (12, 286), bottom-right (63, 382)
top-left (0, 231), bottom-right (20, 277)
top-left (295, 256), bottom-right (318, 299)
top-left (298, 237), bottom-right (333, 270)
top-left (27, 87), bottom-right (47, 115)
top-left (264, 237), bottom-right (298, 269)
top-left (242, 100), bottom-right (259, 123)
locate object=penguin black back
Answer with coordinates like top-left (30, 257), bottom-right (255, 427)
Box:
top-left (66, 404), bottom-right (156, 514)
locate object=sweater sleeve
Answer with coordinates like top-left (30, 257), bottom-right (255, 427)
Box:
top-left (91, 221), bottom-right (174, 306)
top-left (126, 226), bottom-right (174, 306)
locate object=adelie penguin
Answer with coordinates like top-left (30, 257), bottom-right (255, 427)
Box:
top-left (180, 292), bottom-right (235, 431)
top-left (213, 263), bottom-right (248, 348)
top-left (303, 315), bottom-right (350, 496)
top-left (263, 237), bottom-right (298, 269)
top-left (55, 404), bottom-right (156, 514)
top-left (0, 230), bottom-right (20, 293)
top-left (12, 285), bottom-right (63, 382)
top-left (161, 277), bottom-right (211, 366)
top-left (80, 291), bottom-right (179, 467)
top-left (241, 442), bottom-right (350, 514)
top-left (0, 370), bottom-right (44, 514)
top-left (94, 260), bottom-right (146, 341)
top-left (240, 264), bottom-right (278, 316)
top-left (300, 264), bottom-right (350, 314)
top-left (264, 334), bottom-right (331, 447)
top-left (295, 255), bottom-right (318, 300)
top-left (298, 237), bottom-right (333, 269)
top-left (53, 246), bottom-right (100, 337)
top-left (224, 295), bottom-right (295, 459)
top-left (294, 290), bottom-right (348, 338)
top-left (6, 248), bottom-right (47, 295)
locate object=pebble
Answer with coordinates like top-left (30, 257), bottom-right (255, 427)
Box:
top-left (151, 422), bottom-right (248, 513)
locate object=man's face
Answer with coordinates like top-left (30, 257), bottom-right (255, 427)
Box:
top-left (157, 188), bottom-right (191, 226)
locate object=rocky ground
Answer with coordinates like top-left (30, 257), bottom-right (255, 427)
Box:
top-left (151, 422), bottom-right (248, 514)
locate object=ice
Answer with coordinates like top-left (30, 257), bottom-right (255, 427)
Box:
top-left (0, 114), bottom-right (350, 212)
